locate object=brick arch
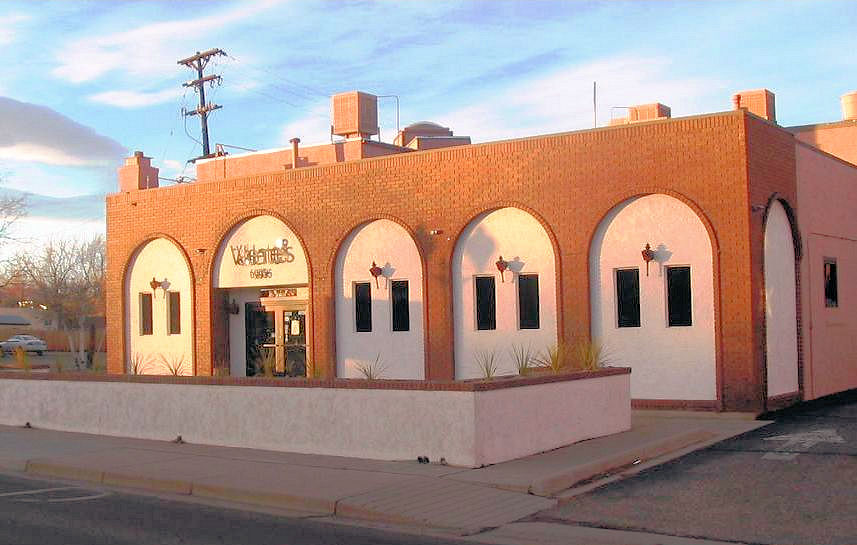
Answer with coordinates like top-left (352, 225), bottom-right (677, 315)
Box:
top-left (449, 201), bottom-right (565, 342)
top-left (763, 193), bottom-right (802, 260)
top-left (328, 215), bottom-right (429, 378)
top-left (120, 234), bottom-right (197, 374)
top-left (587, 191), bottom-right (723, 406)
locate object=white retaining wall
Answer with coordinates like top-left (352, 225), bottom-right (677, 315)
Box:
top-left (0, 373), bottom-right (630, 467)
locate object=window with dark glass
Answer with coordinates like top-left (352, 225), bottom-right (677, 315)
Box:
top-left (824, 259), bottom-right (838, 308)
top-left (168, 291), bottom-right (181, 334)
top-left (518, 274), bottom-right (540, 329)
top-left (667, 266), bottom-right (692, 326)
top-left (354, 282), bottom-right (372, 332)
top-left (616, 268), bottom-right (640, 328)
top-left (391, 280), bottom-right (410, 332)
top-left (140, 293), bottom-right (153, 335)
top-left (475, 276), bottom-right (496, 330)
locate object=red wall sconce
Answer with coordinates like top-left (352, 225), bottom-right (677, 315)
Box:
top-left (495, 256), bottom-right (509, 282)
top-left (149, 277), bottom-right (161, 295)
top-left (641, 243), bottom-right (655, 276)
top-left (369, 261), bottom-right (383, 288)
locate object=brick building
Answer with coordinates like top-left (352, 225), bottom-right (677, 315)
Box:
top-left (106, 88), bottom-right (857, 413)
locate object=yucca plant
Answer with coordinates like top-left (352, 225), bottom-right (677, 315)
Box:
top-left (572, 339), bottom-right (608, 371)
top-left (509, 344), bottom-right (533, 376)
top-left (128, 352), bottom-right (150, 375)
top-left (355, 353), bottom-right (386, 380)
top-left (475, 349), bottom-right (499, 379)
top-left (536, 343), bottom-right (568, 374)
top-left (158, 353), bottom-right (186, 376)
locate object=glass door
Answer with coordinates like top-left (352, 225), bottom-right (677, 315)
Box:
top-left (245, 302), bottom-right (275, 376)
top-left (284, 309), bottom-right (307, 377)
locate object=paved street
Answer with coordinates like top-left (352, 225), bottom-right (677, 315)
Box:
top-left (0, 472), bottom-right (473, 545)
top-left (541, 393), bottom-right (857, 545)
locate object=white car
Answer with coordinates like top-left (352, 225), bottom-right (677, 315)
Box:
top-left (0, 335), bottom-right (47, 356)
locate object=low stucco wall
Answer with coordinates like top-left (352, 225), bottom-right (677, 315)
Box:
top-left (0, 370), bottom-right (630, 467)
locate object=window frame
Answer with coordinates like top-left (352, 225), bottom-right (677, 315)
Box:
top-left (139, 292), bottom-right (153, 336)
top-left (517, 273), bottom-right (540, 330)
top-left (615, 267), bottom-right (641, 328)
top-left (167, 291), bottom-right (181, 335)
top-left (666, 265), bottom-right (693, 327)
top-left (354, 281), bottom-right (372, 333)
top-left (824, 258), bottom-right (839, 308)
top-left (474, 275), bottom-right (497, 331)
top-left (390, 279), bottom-right (410, 332)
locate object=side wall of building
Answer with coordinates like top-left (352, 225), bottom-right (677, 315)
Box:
top-left (107, 110), bottom-right (790, 410)
top-left (795, 143), bottom-right (857, 399)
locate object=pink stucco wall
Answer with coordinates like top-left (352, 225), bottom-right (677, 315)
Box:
top-left (796, 143), bottom-right (857, 399)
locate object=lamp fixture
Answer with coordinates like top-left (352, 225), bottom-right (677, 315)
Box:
top-left (495, 256), bottom-right (509, 282)
top-left (369, 261), bottom-right (383, 288)
top-left (641, 243), bottom-right (655, 276)
top-left (149, 277), bottom-right (161, 294)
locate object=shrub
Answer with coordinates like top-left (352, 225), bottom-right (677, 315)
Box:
top-left (128, 352), bottom-right (150, 375)
top-left (475, 349), bottom-right (499, 379)
top-left (14, 347), bottom-right (30, 373)
top-left (158, 353), bottom-right (186, 376)
top-left (571, 339), bottom-right (609, 371)
top-left (354, 354), bottom-right (386, 380)
top-left (536, 343), bottom-right (568, 374)
top-left (509, 344), bottom-right (533, 376)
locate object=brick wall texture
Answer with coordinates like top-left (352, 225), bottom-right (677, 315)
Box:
top-left (105, 109), bottom-right (798, 412)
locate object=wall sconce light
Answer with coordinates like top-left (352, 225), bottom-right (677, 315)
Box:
top-left (195, 248), bottom-right (207, 254)
top-left (225, 299), bottom-right (240, 315)
top-left (149, 277), bottom-right (161, 296)
top-left (495, 256), bottom-right (509, 282)
top-left (369, 261), bottom-right (383, 288)
top-left (641, 243), bottom-right (655, 276)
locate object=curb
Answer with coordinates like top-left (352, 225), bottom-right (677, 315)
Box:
top-left (529, 429), bottom-right (718, 496)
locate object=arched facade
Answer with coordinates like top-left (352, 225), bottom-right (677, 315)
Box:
top-left (453, 207), bottom-right (558, 379)
top-left (764, 199), bottom-right (799, 397)
top-left (211, 215), bottom-right (311, 377)
top-left (589, 194), bottom-right (717, 400)
top-left (334, 219), bottom-right (426, 379)
top-left (124, 237), bottom-right (194, 375)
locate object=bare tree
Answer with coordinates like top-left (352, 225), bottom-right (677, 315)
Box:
top-left (11, 236), bottom-right (105, 368)
top-left (0, 172), bottom-right (27, 288)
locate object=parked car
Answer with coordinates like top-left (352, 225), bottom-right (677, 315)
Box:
top-left (0, 335), bottom-right (47, 356)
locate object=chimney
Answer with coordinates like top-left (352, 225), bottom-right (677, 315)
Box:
top-left (331, 91), bottom-right (379, 139)
top-left (732, 89), bottom-right (776, 123)
top-left (289, 137), bottom-right (301, 168)
top-left (118, 151), bottom-right (159, 192)
top-left (841, 91), bottom-right (857, 121)
top-left (609, 103), bottom-right (671, 125)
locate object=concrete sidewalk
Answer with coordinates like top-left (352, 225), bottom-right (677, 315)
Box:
top-left (0, 411), bottom-right (768, 542)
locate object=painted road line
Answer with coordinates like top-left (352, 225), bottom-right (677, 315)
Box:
top-left (0, 487), bottom-right (78, 497)
top-left (762, 428), bottom-right (844, 460)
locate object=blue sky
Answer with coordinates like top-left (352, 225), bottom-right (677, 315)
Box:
top-left (0, 0), bottom-right (854, 248)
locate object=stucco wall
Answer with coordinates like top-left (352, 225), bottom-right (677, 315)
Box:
top-left (590, 195), bottom-right (716, 400)
top-left (0, 373), bottom-right (629, 467)
top-left (213, 215), bottom-right (309, 289)
top-left (453, 208), bottom-right (558, 379)
top-left (796, 144), bottom-right (857, 399)
top-left (764, 200), bottom-right (799, 397)
top-left (335, 220), bottom-right (425, 379)
top-left (124, 238), bottom-right (194, 374)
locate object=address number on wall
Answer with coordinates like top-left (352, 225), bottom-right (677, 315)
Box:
top-left (250, 268), bottom-right (273, 279)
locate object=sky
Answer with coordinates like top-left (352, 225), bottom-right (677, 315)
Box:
top-left (0, 0), bottom-right (854, 252)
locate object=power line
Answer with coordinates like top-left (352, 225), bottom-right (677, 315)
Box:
top-left (178, 48), bottom-right (226, 158)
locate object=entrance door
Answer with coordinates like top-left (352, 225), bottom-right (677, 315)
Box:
top-left (245, 302), bottom-right (274, 377)
top-left (284, 309), bottom-right (307, 377)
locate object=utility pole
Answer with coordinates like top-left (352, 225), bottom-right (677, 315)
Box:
top-left (178, 48), bottom-right (226, 158)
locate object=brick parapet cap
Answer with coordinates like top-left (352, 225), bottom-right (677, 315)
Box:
top-left (0, 366), bottom-right (629, 392)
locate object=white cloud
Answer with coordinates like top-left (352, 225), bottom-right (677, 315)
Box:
top-left (279, 101), bottom-right (332, 147)
top-left (52, 0), bottom-right (285, 84)
top-left (0, 97), bottom-right (125, 167)
top-left (437, 56), bottom-right (728, 143)
top-left (88, 87), bottom-right (181, 108)
top-left (0, 13), bottom-right (30, 46)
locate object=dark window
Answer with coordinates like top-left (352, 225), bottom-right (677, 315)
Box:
top-left (667, 266), bottom-right (692, 326)
top-left (354, 282), bottom-right (372, 332)
top-left (391, 280), bottom-right (410, 332)
top-left (140, 293), bottom-right (153, 335)
top-left (168, 292), bottom-right (181, 334)
top-left (825, 259), bottom-right (838, 308)
top-left (616, 268), bottom-right (640, 328)
top-left (475, 276), bottom-right (496, 330)
top-left (518, 274), bottom-right (540, 329)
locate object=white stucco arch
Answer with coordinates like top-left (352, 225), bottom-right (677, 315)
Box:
top-left (589, 194), bottom-right (717, 400)
top-left (453, 207), bottom-right (558, 379)
top-left (335, 219), bottom-right (425, 379)
top-left (764, 200), bottom-right (799, 397)
top-left (124, 238), bottom-right (194, 375)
